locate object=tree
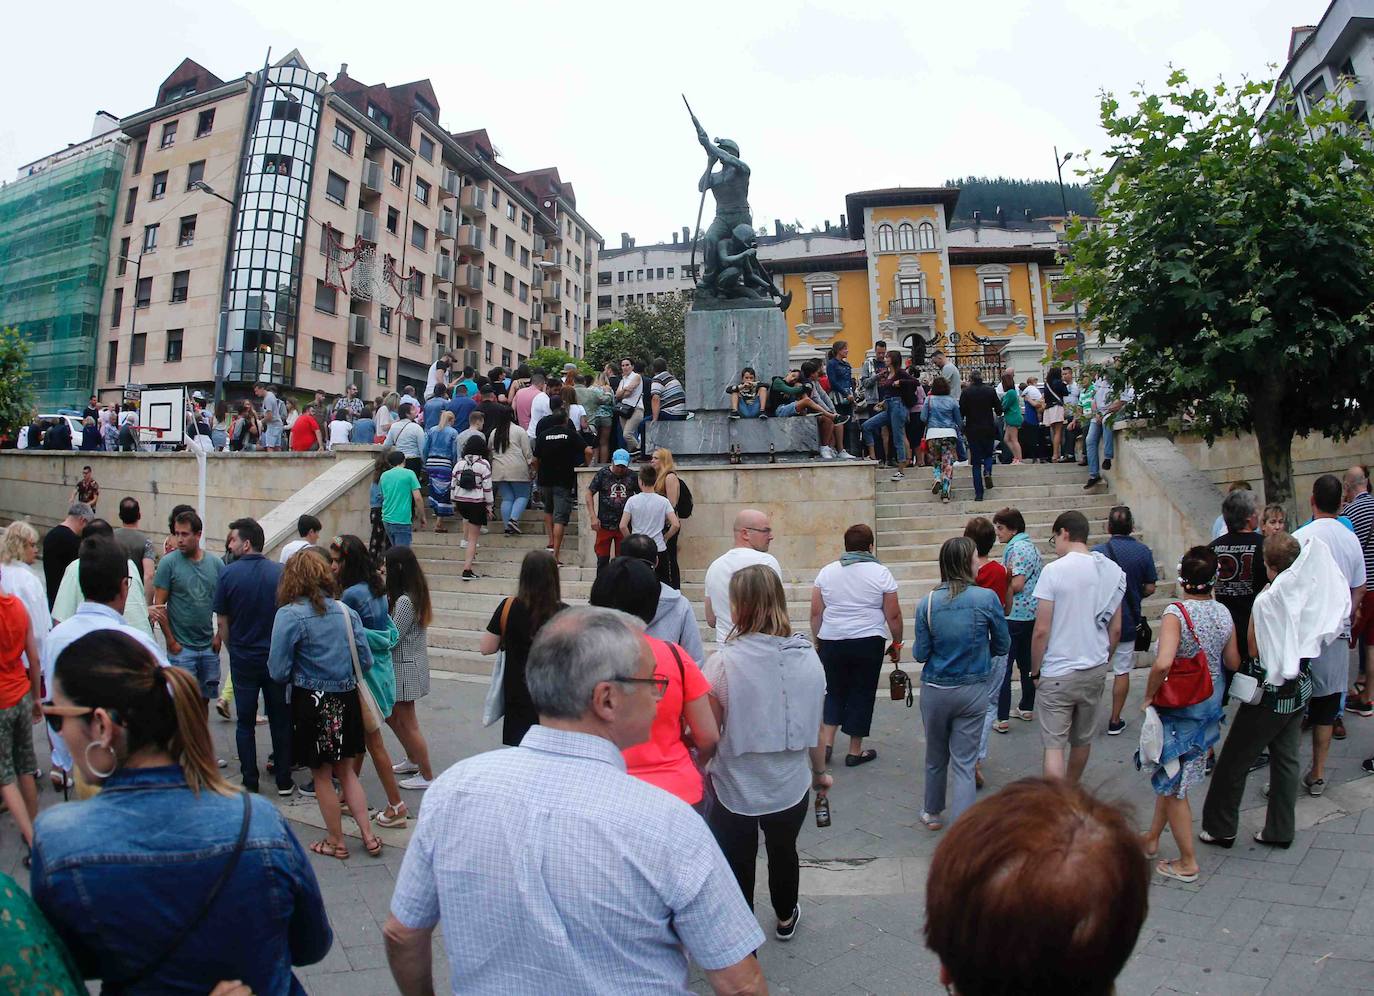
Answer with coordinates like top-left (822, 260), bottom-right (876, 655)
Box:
top-left (0, 327), bottom-right (35, 441)
top-left (585, 294), bottom-right (688, 382)
top-left (1065, 71), bottom-right (1374, 518)
top-left (529, 346), bottom-right (592, 378)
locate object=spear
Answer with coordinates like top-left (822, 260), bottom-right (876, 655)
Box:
top-left (684, 94), bottom-right (707, 288)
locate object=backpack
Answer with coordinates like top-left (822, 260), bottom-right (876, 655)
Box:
top-left (675, 477), bottom-right (693, 519)
top-left (457, 458), bottom-right (479, 491)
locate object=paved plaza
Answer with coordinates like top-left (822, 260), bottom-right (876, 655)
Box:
top-left (7, 662), bottom-right (1374, 995)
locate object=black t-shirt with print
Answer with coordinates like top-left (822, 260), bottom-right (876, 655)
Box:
top-left (534, 417), bottom-right (583, 489)
top-left (1210, 530), bottom-right (1264, 656)
top-left (587, 466), bottom-right (640, 529)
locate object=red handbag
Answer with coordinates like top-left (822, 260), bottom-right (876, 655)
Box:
top-left (1154, 602), bottom-right (1214, 709)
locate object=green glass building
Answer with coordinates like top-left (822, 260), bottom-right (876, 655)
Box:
top-left (0, 140), bottom-right (126, 411)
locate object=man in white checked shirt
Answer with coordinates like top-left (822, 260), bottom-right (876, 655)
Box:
top-left (385, 607), bottom-right (767, 995)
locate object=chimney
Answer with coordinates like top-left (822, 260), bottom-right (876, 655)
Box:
top-left (672, 232), bottom-right (678, 245)
top-left (1025, 209), bottom-right (1032, 222)
top-left (630, 238), bottom-right (636, 248)
top-left (996, 206), bottom-right (1006, 228)
top-left (339, 63), bottom-right (348, 77)
top-left (620, 232), bottom-right (631, 250)
top-left (773, 219), bottom-right (783, 237)
top-left (682, 226), bottom-right (690, 244)
top-left (972, 211), bottom-right (981, 243)
top-left (839, 213), bottom-right (846, 231)
top-left (823, 219), bottom-right (830, 232)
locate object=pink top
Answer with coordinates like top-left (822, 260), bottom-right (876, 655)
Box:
top-left (623, 636), bottom-right (711, 805)
top-left (513, 385), bottom-right (541, 430)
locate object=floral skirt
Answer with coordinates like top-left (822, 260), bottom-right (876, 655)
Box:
top-left (291, 687), bottom-right (365, 768)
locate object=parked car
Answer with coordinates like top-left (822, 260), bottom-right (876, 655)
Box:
top-left (38, 413), bottom-right (84, 449)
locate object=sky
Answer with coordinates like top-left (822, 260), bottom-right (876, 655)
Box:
top-left (2, 0), bottom-right (1313, 244)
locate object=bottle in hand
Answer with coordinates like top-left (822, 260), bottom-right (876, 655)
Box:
top-left (815, 792), bottom-right (831, 828)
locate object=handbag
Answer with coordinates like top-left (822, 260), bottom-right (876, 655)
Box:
top-left (1153, 602), bottom-right (1214, 709)
top-left (340, 603), bottom-right (383, 735)
top-left (482, 597), bottom-right (514, 727)
top-left (615, 401), bottom-right (635, 420)
top-left (1228, 669), bottom-right (1263, 706)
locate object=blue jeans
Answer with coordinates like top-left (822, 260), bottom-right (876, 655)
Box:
top-left (498, 480), bottom-right (532, 524)
top-left (384, 522), bottom-right (413, 547)
top-left (1087, 418), bottom-right (1114, 477)
top-left (170, 646), bottom-right (221, 700)
top-left (969, 438), bottom-right (996, 498)
top-left (230, 655), bottom-right (293, 791)
top-left (862, 398), bottom-right (909, 463)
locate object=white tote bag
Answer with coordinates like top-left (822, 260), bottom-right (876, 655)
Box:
top-left (482, 597), bottom-right (513, 727)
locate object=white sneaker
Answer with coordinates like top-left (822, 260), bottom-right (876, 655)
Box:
top-left (819, 446), bottom-right (835, 460)
top-left (392, 759), bottom-right (420, 775)
top-left (217, 757), bottom-right (228, 769)
top-left (400, 774), bottom-right (433, 790)
top-left (953, 460), bottom-right (970, 468)
top-left (460, 539), bottom-right (468, 549)
top-left (839, 450), bottom-right (858, 460)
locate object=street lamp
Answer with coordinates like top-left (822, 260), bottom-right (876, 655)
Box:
top-left (193, 181), bottom-right (239, 405)
top-left (1053, 146), bottom-right (1086, 365)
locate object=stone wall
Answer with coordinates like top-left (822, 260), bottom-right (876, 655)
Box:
top-left (575, 460), bottom-right (876, 580)
top-left (1168, 426), bottom-right (1374, 498)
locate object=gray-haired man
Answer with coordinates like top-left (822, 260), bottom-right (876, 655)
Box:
top-left (385, 607), bottom-right (766, 995)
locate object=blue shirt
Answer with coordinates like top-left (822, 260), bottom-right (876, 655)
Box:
top-left (1002, 533), bottom-right (1044, 622)
top-left (446, 394), bottom-right (477, 431)
top-left (1093, 535), bottom-right (1157, 641)
top-left (390, 726), bottom-right (764, 994)
top-left (31, 765), bottom-right (332, 995)
top-left (422, 396), bottom-right (448, 429)
top-left (212, 553), bottom-right (284, 662)
top-left (351, 417), bottom-right (376, 444)
top-left (914, 585), bottom-right (1010, 686)
top-left (268, 598), bottom-right (373, 692)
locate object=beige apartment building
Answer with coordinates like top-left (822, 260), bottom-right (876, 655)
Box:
top-left (95, 51), bottom-right (600, 405)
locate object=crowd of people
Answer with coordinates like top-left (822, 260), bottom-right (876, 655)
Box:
top-left (3, 343), bottom-right (1374, 992)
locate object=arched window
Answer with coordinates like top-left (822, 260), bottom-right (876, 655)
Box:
top-left (897, 223), bottom-right (916, 251)
top-left (875, 223), bottom-right (895, 252)
top-left (917, 221), bottom-right (936, 250)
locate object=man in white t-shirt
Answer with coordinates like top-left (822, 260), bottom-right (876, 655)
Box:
top-left (529, 382), bottom-right (553, 439)
top-left (619, 466), bottom-right (680, 584)
top-left (279, 514), bottom-right (321, 563)
top-left (327, 413), bottom-right (353, 450)
top-left (1031, 510), bottom-right (1125, 782)
top-left (1295, 474), bottom-right (1367, 792)
top-left (703, 509), bottom-right (783, 644)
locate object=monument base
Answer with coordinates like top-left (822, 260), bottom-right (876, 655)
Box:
top-left (685, 305), bottom-right (790, 412)
top-left (644, 411), bottom-right (818, 464)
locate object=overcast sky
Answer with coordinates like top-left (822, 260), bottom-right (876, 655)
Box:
top-left (4, 0), bottom-right (1313, 243)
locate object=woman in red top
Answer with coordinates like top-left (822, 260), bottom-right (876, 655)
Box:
top-left (965, 517), bottom-right (1009, 788)
top-left (589, 557), bottom-right (719, 808)
top-left (0, 577), bottom-right (41, 858)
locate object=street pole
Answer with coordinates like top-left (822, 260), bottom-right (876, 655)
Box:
top-left (1054, 146), bottom-right (1086, 366)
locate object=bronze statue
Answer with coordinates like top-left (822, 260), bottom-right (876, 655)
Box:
top-left (684, 98), bottom-right (789, 311)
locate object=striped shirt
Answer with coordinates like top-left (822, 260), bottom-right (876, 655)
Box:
top-left (1343, 491), bottom-right (1374, 581)
top-left (651, 371), bottom-right (688, 417)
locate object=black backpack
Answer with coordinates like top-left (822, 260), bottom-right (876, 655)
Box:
top-left (457, 459), bottom-right (478, 491)
top-left (675, 477), bottom-right (693, 519)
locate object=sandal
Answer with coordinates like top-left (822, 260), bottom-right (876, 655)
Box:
top-left (994, 720), bottom-right (1010, 734)
top-left (364, 835), bottom-right (384, 858)
top-left (1155, 860), bottom-right (1199, 884)
top-left (376, 802), bottom-right (409, 828)
top-left (310, 839), bottom-right (350, 861)
top-left (844, 749), bottom-right (878, 767)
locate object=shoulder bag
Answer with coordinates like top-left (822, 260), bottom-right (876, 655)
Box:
top-left (340, 603), bottom-right (383, 735)
top-left (1153, 602), bottom-right (1214, 709)
top-left (667, 642), bottom-right (701, 756)
top-left (1101, 538), bottom-right (1152, 651)
top-left (482, 597), bottom-right (514, 727)
top-left (890, 599), bottom-right (922, 708)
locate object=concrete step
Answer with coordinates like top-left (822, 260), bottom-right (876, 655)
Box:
top-left (875, 495), bottom-right (1119, 522)
top-left (431, 647), bottom-right (496, 676)
top-left (872, 463), bottom-right (1086, 486)
top-left (876, 533), bottom-right (1144, 564)
top-left (409, 530), bottom-right (579, 556)
top-left (877, 481), bottom-right (1110, 502)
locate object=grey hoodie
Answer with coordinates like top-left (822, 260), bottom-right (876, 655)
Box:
top-left (646, 583), bottom-right (704, 663)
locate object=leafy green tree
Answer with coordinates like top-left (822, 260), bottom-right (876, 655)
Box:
top-left (1066, 71), bottom-right (1374, 516)
top-left (586, 295), bottom-right (688, 382)
top-left (0, 327), bottom-right (35, 441)
top-left (529, 346), bottom-right (592, 378)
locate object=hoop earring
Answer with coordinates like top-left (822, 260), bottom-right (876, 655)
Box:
top-left (85, 740), bottom-right (117, 780)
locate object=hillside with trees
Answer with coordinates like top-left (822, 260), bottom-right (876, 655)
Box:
top-left (943, 176), bottom-right (1097, 220)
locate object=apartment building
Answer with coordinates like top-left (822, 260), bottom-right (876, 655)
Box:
top-left (1270, 0), bottom-right (1374, 125)
top-left (92, 51), bottom-right (600, 404)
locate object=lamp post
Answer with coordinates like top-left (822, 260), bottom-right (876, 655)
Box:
top-left (193, 180), bottom-right (239, 407)
top-left (1054, 146), bottom-right (1086, 365)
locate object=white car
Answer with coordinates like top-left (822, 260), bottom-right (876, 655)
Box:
top-left (36, 413), bottom-right (84, 449)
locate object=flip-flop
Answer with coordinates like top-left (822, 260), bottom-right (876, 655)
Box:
top-left (844, 749), bottom-right (878, 767)
top-left (310, 839), bottom-right (350, 861)
top-left (1155, 860), bottom-right (1199, 883)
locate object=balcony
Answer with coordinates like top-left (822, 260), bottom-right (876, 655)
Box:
top-left (545, 314), bottom-right (562, 332)
top-left (361, 160), bottom-right (383, 195)
top-left (803, 307), bottom-right (842, 327)
top-left (432, 299), bottom-right (452, 325)
top-left (456, 225), bottom-right (484, 254)
top-left (348, 314), bottom-right (370, 348)
top-left (545, 226), bottom-right (564, 246)
top-left (437, 213), bottom-right (456, 240)
top-left (454, 306), bottom-right (480, 332)
top-left (977, 297), bottom-right (1018, 332)
top-left (346, 368), bottom-right (367, 393)
top-left (455, 264), bottom-right (482, 293)
top-left (888, 297), bottom-right (936, 319)
top-left (356, 209), bottom-right (378, 243)
top-left (440, 168), bottom-right (460, 198)
top-left (540, 248), bottom-right (564, 273)
top-left (460, 185), bottom-right (486, 217)
top-left (435, 254), bottom-right (454, 281)
top-left (533, 234), bottom-right (547, 254)
top-left (1336, 74), bottom-right (1368, 119)
top-left (543, 283), bottom-right (562, 303)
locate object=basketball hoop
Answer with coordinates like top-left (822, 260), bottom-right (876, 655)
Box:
top-left (384, 254), bottom-right (417, 320)
top-left (323, 223), bottom-right (382, 300)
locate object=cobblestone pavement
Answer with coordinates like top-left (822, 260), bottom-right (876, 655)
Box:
top-left (8, 667), bottom-right (1374, 995)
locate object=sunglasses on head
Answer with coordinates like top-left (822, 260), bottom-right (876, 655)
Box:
top-left (41, 702), bottom-right (94, 734)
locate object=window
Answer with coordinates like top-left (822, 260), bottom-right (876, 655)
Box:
top-left (492, 190), bottom-right (501, 208)
top-left (414, 177), bottom-right (430, 205)
top-left (142, 224), bottom-right (159, 252)
top-left (896, 223), bottom-right (916, 251)
top-left (405, 317), bottom-right (421, 342)
top-left (503, 272), bottom-right (514, 294)
top-left (150, 171), bottom-right (168, 200)
top-left (981, 278), bottom-right (1008, 314)
top-left (135, 277), bottom-right (152, 308)
top-left (106, 342), bottom-right (118, 381)
top-left (311, 338), bottom-right (334, 372)
top-left (598, 295), bottom-right (612, 308)
top-left (325, 171), bottom-right (348, 206)
top-left (636, 269), bottom-right (644, 280)
top-left (917, 221), bottom-right (936, 250)
top-left (502, 347), bottom-right (512, 367)
top-left (186, 160), bottom-right (205, 191)
top-left (117, 238), bottom-right (130, 275)
top-left (130, 332), bottom-right (146, 366)
top-left (315, 279), bottom-right (337, 314)
top-left (386, 207), bottom-right (400, 235)
top-left (520, 211), bottom-right (530, 232)
top-left (519, 317), bottom-right (528, 337)
top-left (332, 122), bottom-right (354, 154)
top-left (488, 223), bottom-right (498, 245)
top-left (164, 81), bottom-right (197, 102)
top-left (165, 329), bottom-right (183, 363)
top-left (657, 268), bottom-right (664, 279)
top-left (125, 188), bottom-right (138, 225)
top-left (111, 288), bottom-right (123, 327)
top-left (270, 99), bottom-right (301, 122)
top-left (367, 103), bottom-right (391, 129)
top-left (519, 281), bottom-right (529, 303)
top-left (377, 356), bottom-right (390, 384)
top-left (419, 135), bottom-right (435, 162)
top-left (485, 301), bottom-right (495, 322)
top-left (177, 215), bottom-right (196, 246)
top-left (485, 341), bottom-right (493, 363)
top-left (379, 306), bottom-right (392, 332)
top-left (502, 309), bottom-right (513, 332)
top-left (506, 203), bottom-right (516, 222)
top-left (391, 160), bottom-right (403, 185)
top-left (170, 270), bottom-right (189, 303)
top-left (810, 286), bottom-right (835, 322)
top-left (519, 247), bottom-right (529, 268)
top-left (487, 262), bottom-right (497, 283)
top-left (618, 271), bottom-right (624, 283)
top-left (875, 223), bottom-right (895, 252)
top-left (263, 154), bottom-right (293, 177)
top-left (412, 273), bottom-right (425, 297)
top-left (667, 267), bottom-right (675, 278)
top-left (159, 121), bottom-right (177, 148)
top-left (195, 109), bottom-right (215, 138)
top-left (411, 221), bottom-right (428, 250)
top-left (414, 94), bottom-right (437, 119)
top-left (132, 140), bottom-right (146, 175)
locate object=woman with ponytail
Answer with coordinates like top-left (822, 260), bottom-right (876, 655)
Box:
top-left (30, 630), bottom-right (332, 992)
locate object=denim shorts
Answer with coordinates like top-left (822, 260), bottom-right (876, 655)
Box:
top-left (737, 397), bottom-right (761, 418)
top-left (171, 646), bottom-right (222, 700)
top-left (776, 402), bottom-right (800, 417)
top-left (384, 522), bottom-right (413, 548)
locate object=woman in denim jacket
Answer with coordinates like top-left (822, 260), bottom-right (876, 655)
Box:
top-left (921, 377), bottom-right (963, 503)
top-left (268, 548), bottom-right (383, 860)
top-left (32, 629), bottom-right (332, 993)
top-left (914, 538), bottom-right (1010, 830)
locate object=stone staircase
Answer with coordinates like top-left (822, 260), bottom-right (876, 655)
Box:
top-left (411, 461), bottom-right (1176, 676)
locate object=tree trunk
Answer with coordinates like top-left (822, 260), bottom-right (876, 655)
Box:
top-left (1251, 403), bottom-right (1296, 526)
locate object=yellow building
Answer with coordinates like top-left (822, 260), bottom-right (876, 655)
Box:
top-left (770, 187), bottom-right (1087, 380)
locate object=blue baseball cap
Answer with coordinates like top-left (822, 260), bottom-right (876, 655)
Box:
top-left (612, 448), bottom-right (631, 466)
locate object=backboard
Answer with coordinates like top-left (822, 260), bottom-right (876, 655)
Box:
top-left (138, 388), bottom-right (186, 445)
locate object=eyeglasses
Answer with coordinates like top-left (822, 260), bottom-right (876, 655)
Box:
top-left (743, 526), bottom-right (773, 535)
top-left (617, 676), bottom-right (669, 700)
top-left (41, 702), bottom-right (93, 734)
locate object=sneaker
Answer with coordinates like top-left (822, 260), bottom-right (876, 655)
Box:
top-left (480, 526), bottom-right (490, 534)
top-left (953, 460), bottom-right (970, 468)
top-left (1334, 717), bottom-right (1348, 740)
top-left (504, 525), bottom-right (516, 536)
top-left (507, 520), bottom-right (522, 534)
top-left (839, 450), bottom-right (858, 460)
top-left (819, 446), bottom-right (835, 460)
top-left (833, 414), bottom-right (851, 426)
top-left (392, 759), bottom-right (420, 775)
top-left (685, 412), bottom-right (696, 420)
top-left (985, 475), bottom-right (993, 488)
top-left (1362, 757), bottom-right (1374, 774)
top-left (215, 699), bottom-right (232, 721)
top-left (1016, 709), bottom-right (1034, 721)
top-left (890, 470), bottom-right (904, 482)
top-left (1103, 458), bottom-right (1113, 470)
top-left (759, 413), bottom-right (769, 420)
top-left (461, 569), bottom-right (478, 580)
top-left (460, 539), bottom-right (469, 549)
top-left (1084, 476), bottom-right (1103, 490)
top-left (932, 480), bottom-right (942, 495)
top-left (1349, 698), bottom-right (1374, 718)
top-left (400, 774), bottom-right (433, 791)
top-left (217, 757), bottom-right (227, 769)
top-left (1305, 773), bottom-right (1326, 796)
top-left (1107, 719), bottom-right (1127, 736)
top-left (1248, 751), bottom-right (1270, 773)
top-left (775, 904), bottom-right (801, 941)
top-left (276, 783), bottom-right (295, 797)
top-left (242, 781), bottom-right (260, 794)
top-left (300, 780), bottom-right (316, 798)
top-left (728, 412), bottom-right (740, 420)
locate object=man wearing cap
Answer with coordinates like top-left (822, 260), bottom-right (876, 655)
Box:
top-left (562, 363), bottom-right (579, 390)
top-left (586, 449), bottom-right (640, 576)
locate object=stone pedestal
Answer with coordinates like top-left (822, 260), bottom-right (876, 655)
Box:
top-left (685, 305), bottom-right (790, 410)
top-left (644, 411), bottom-right (818, 464)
